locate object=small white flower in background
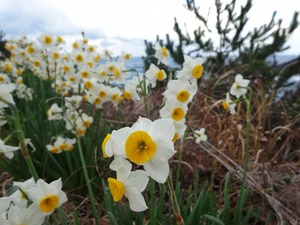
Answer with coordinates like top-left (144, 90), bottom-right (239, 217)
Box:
top-left (0, 83), bottom-right (16, 109)
top-left (107, 162), bottom-right (149, 212)
top-left (230, 74), bottom-right (250, 98)
top-left (194, 128), bottom-right (208, 144)
top-left (159, 101), bottom-right (188, 124)
top-left (123, 83), bottom-right (141, 102)
top-left (145, 63), bottom-right (167, 88)
top-left (154, 43), bottom-right (168, 65)
top-left (222, 92), bottom-right (237, 115)
top-left (0, 138), bottom-right (20, 159)
top-left (47, 103), bottom-right (63, 120)
top-left (28, 178), bottom-right (67, 215)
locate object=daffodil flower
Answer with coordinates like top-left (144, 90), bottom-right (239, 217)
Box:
top-left (0, 138), bottom-right (20, 159)
top-left (222, 92), bottom-right (237, 115)
top-left (163, 79), bottom-right (197, 105)
top-left (107, 164), bottom-right (149, 212)
top-left (154, 43), bottom-right (168, 65)
top-left (145, 63), bottom-right (167, 88)
top-left (230, 74), bottom-right (250, 98)
top-left (28, 178), bottom-right (67, 215)
top-left (109, 117), bottom-right (176, 183)
top-left (159, 102), bottom-right (188, 124)
top-left (176, 55), bottom-right (204, 81)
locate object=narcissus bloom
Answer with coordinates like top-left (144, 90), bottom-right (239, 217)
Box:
top-left (47, 103), bottom-right (63, 120)
top-left (154, 43), bottom-right (168, 65)
top-left (230, 74), bottom-right (250, 98)
top-left (145, 63), bottom-right (166, 88)
top-left (107, 117), bottom-right (176, 183)
top-left (0, 138), bottom-right (20, 159)
top-left (28, 178), bottom-right (67, 215)
top-left (194, 128), bottom-right (208, 144)
top-left (107, 162), bottom-right (149, 212)
top-left (222, 92), bottom-right (237, 115)
top-left (176, 55), bottom-right (204, 81)
top-left (163, 79), bottom-right (197, 105)
top-left (159, 102), bottom-right (188, 123)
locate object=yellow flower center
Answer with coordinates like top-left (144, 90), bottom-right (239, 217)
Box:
top-left (63, 66), bottom-right (69, 73)
top-left (87, 61), bottom-right (93, 68)
top-left (66, 145), bottom-right (74, 151)
top-left (94, 54), bottom-right (101, 62)
top-left (171, 108), bottom-right (185, 121)
top-left (123, 91), bottom-right (131, 100)
top-left (101, 71), bottom-right (107, 77)
top-left (4, 64), bottom-right (12, 72)
top-left (75, 54), bottom-right (84, 63)
top-left (85, 80), bottom-right (93, 90)
top-left (69, 76), bottom-right (76, 82)
top-left (59, 143), bottom-right (68, 150)
top-left (57, 36), bottom-right (63, 43)
top-left (53, 52), bottom-right (60, 60)
top-left (44, 36), bottom-right (53, 45)
top-left (33, 61), bottom-right (40, 67)
top-left (108, 178), bottom-right (124, 202)
top-left (27, 46), bottom-right (35, 54)
top-left (81, 71), bottom-right (89, 78)
top-left (94, 98), bottom-right (102, 105)
top-left (17, 68), bottom-right (23, 75)
top-left (111, 94), bottom-right (118, 101)
top-left (51, 147), bottom-right (59, 153)
top-left (0, 76), bottom-right (4, 82)
top-left (108, 65), bottom-right (114, 72)
top-left (125, 130), bottom-right (157, 164)
top-left (73, 42), bottom-right (78, 49)
top-left (124, 53), bottom-right (131, 60)
top-left (88, 46), bottom-right (95, 52)
top-left (102, 133), bottom-right (111, 158)
top-left (99, 91), bottom-right (106, 98)
top-left (176, 90), bottom-right (190, 103)
top-left (114, 68), bottom-right (120, 78)
top-left (222, 101), bottom-right (229, 110)
top-left (156, 70), bottom-right (165, 81)
top-left (39, 195), bottom-right (59, 213)
top-left (84, 120), bottom-right (91, 127)
top-left (17, 79), bottom-right (23, 85)
top-left (162, 47), bottom-right (168, 57)
top-left (192, 64), bottom-right (203, 79)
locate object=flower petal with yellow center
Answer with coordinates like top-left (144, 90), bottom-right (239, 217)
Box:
top-left (39, 194), bottom-right (59, 213)
top-left (124, 91), bottom-right (132, 100)
top-left (125, 131), bottom-right (157, 164)
top-left (176, 90), bottom-right (190, 103)
top-left (108, 178), bottom-right (124, 202)
top-left (156, 70), bottom-right (165, 81)
top-left (171, 108), bottom-right (185, 121)
top-left (162, 47), bottom-right (168, 57)
top-left (222, 101), bottom-right (229, 110)
top-left (192, 64), bottom-right (203, 79)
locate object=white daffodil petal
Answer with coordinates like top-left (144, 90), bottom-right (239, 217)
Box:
top-left (150, 118), bottom-right (175, 142)
top-left (125, 187), bottom-right (148, 212)
top-left (124, 170), bottom-right (149, 192)
top-left (144, 159), bottom-right (170, 183)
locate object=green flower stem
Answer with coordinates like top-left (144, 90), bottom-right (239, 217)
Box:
top-left (76, 138), bottom-right (99, 225)
top-left (165, 175), bottom-right (184, 225)
top-left (13, 106), bottom-right (39, 181)
top-left (234, 90), bottom-right (252, 225)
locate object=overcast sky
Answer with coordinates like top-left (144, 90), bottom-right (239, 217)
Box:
top-left (1, 0), bottom-right (299, 56)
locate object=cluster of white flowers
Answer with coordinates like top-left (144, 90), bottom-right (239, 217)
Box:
top-left (101, 46), bottom-right (207, 211)
top-left (0, 177), bottom-right (67, 225)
